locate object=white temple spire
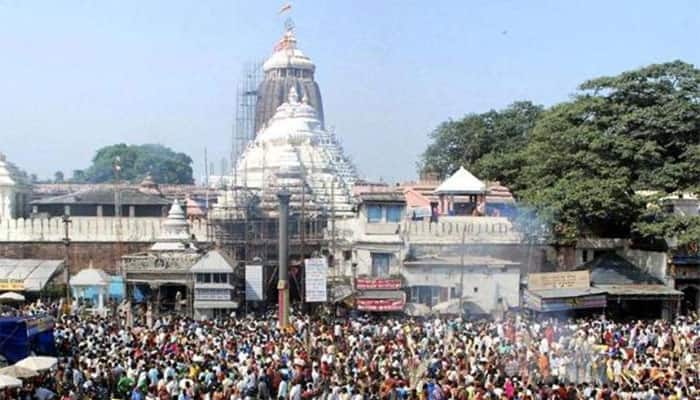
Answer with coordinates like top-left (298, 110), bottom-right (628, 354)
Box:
top-left (288, 86), bottom-right (299, 104)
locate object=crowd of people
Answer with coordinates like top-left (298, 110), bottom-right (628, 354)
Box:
top-left (3, 301), bottom-right (700, 399)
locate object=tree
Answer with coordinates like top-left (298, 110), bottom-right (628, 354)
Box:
top-left (419, 60), bottom-right (700, 247)
top-left (419, 101), bottom-right (543, 184)
top-left (71, 170), bottom-right (86, 182)
top-left (517, 61), bottom-right (700, 244)
top-left (54, 171), bottom-right (64, 183)
top-left (80, 144), bottom-right (194, 184)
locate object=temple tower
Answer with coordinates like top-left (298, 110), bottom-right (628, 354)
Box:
top-left (254, 28), bottom-right (324, 133)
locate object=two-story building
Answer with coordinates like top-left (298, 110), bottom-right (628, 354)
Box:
top-left (190, 250), bottom-right (237, 320)
top-left (333, 191), bottom-right (407, 312)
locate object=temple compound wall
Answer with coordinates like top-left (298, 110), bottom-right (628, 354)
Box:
top-left (0, 217), bottom-right (208, 242)
top-left (0, 217), bottom-right (210, 273)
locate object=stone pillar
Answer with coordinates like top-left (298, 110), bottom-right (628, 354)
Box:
top-left (129, 206), bottom-right (136, 218)
top-left (64, 205), bottom-right (71, 216)
top-left (97, 205), bottom-right (103, 217)
top-left (277, 189), bottom-right (291, 328)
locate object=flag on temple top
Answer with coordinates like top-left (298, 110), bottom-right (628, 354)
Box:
top-left (278, 3), bottom-right (292, 14)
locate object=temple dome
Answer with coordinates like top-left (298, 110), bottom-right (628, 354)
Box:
top-left (225, 85), bottom-right (357, 218)
top-left (262, 31), bottom-right (315, 72)
top-left (0, 154), bottom-right (15, 187)
top-left (151, 200), bottom-right (194, 251)
top-left (0, 153), bottom-right (27, 188)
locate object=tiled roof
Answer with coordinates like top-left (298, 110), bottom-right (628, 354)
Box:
top-left (32, 188), bottom-right (170, 206)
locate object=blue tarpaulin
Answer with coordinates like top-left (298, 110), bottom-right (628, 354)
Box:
top-left (71, 275), bottom-right (125, 303)
top-left (0, 316), bottom-right (55, 363)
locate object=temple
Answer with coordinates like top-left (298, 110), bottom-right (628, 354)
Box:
top-left (215, 27), bottom-right (358, 218)
top-left (255, 29), bottom-right (324, 132)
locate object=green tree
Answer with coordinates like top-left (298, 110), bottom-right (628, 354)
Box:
top-left (81, 144), bottom-right (194, 184)
top-left (517, 61), bottom-right (700, 244)
top-left (71, 169), bottom-right (86, 182)
top-left (54, 171), bottom-right (64, 183)
top-left (419, 101), bottom-right (542, 184)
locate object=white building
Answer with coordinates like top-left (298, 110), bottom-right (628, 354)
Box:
top-left (190, 250), bottom-right (237, 320)
top-left (0, 153), bottom-right (30, 220)
top-left (402, 255), bottom-right (520, 316)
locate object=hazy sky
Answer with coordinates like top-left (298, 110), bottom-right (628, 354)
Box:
top-left (1, 0), bottom-right (699, 183)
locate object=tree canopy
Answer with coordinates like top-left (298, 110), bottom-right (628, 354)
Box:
top-left (71, 143), bottom-right (194, 184)
top-left (421, 61), bottom-right (700, 247)
top-left (420, 101), bottom-right (543, 187)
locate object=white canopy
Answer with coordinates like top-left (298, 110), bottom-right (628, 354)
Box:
top-left (434, 167), bottom-right (486, 195)
top-left (70, 268), bottom-right (110, 287)
top-left (0, 374), bottom-right (21, 389)
top-left (0, 292), bottom-right (25, 302)
top-left (15, 356), bottom-right (58, 372)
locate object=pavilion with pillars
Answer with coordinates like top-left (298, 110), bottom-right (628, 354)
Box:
top-left (433, 167), bottom-right (487, 216)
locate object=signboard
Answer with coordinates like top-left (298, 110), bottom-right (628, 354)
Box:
top-left (356, 295), bottom-right (406, 312)
top-left (356, 278), bottom-right (402, 290)
top-left (528, 271), bottom-right (590, 290)
top-left (0, 279), bottom-right (24, 291)
top-left (305, 258), bottom-right (327, 302)
top-left (245, 265), bottom-right (264, 301)
top-left (524, 290), bottom-right (606, 312)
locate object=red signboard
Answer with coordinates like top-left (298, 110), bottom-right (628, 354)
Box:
top-left (356, 278), bottom-right (402, 290)
top-left (356, 296), bottom-right (406, 312)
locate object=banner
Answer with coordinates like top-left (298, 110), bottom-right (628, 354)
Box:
top-left (0, 279), bottom-right (24, 291)
top-left (356, 277), bottom-right (401, 290)
top-left (356, 296), bottom-right (406, 312)
top-left (528, 271), bottom-right (590, 290)
top-left (245, 265), bottom-right (264, 301)
top-left (305, 258), bottom-right (328, 302)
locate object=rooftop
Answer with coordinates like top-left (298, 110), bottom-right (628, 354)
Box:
top-left (190, 250), bottom-right (235, 273)
top-left (404, 254), bottom-right (519, 267)
top-left (576, 253), bottom-right (664, 285)
top-left (358, 191), bottom-right (406, 204)
top-left (434, 167), bottom-right (486, 195)
top-left (32, 187), bottom-right (170, 206)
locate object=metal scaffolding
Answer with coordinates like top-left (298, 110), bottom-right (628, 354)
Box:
top-left (231, 61), bottom-right (263, 178)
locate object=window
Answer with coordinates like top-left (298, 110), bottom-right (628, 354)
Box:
top-left (371, 253), bottom-right (391, 277)
top-left (473, 287), bottom-right (478, 293)
top-left (582, 250), bottom-right (589, 263)
top-left (367, 205), bottom-right (382, 223)
top-left (343, 250), bottom-right (352, 261)
top-left (212, 273), bottom-right (228, 284)
top-left (196, 274), bottom-right (211, 283)
top-left (386, 205), bottom-right (403, 223)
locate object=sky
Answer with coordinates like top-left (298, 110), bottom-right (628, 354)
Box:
top-left (1, 0), bottom-right (699, 183)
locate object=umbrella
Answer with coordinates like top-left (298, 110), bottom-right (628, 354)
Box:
top-left (0, 365), bottom-right (38, 379)
top-left (15, 356), bottom-right (58, 371)
top-left (0, 292), bottom-right (25, 302)
top-left (0, 374), bottom-right (22, 389)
